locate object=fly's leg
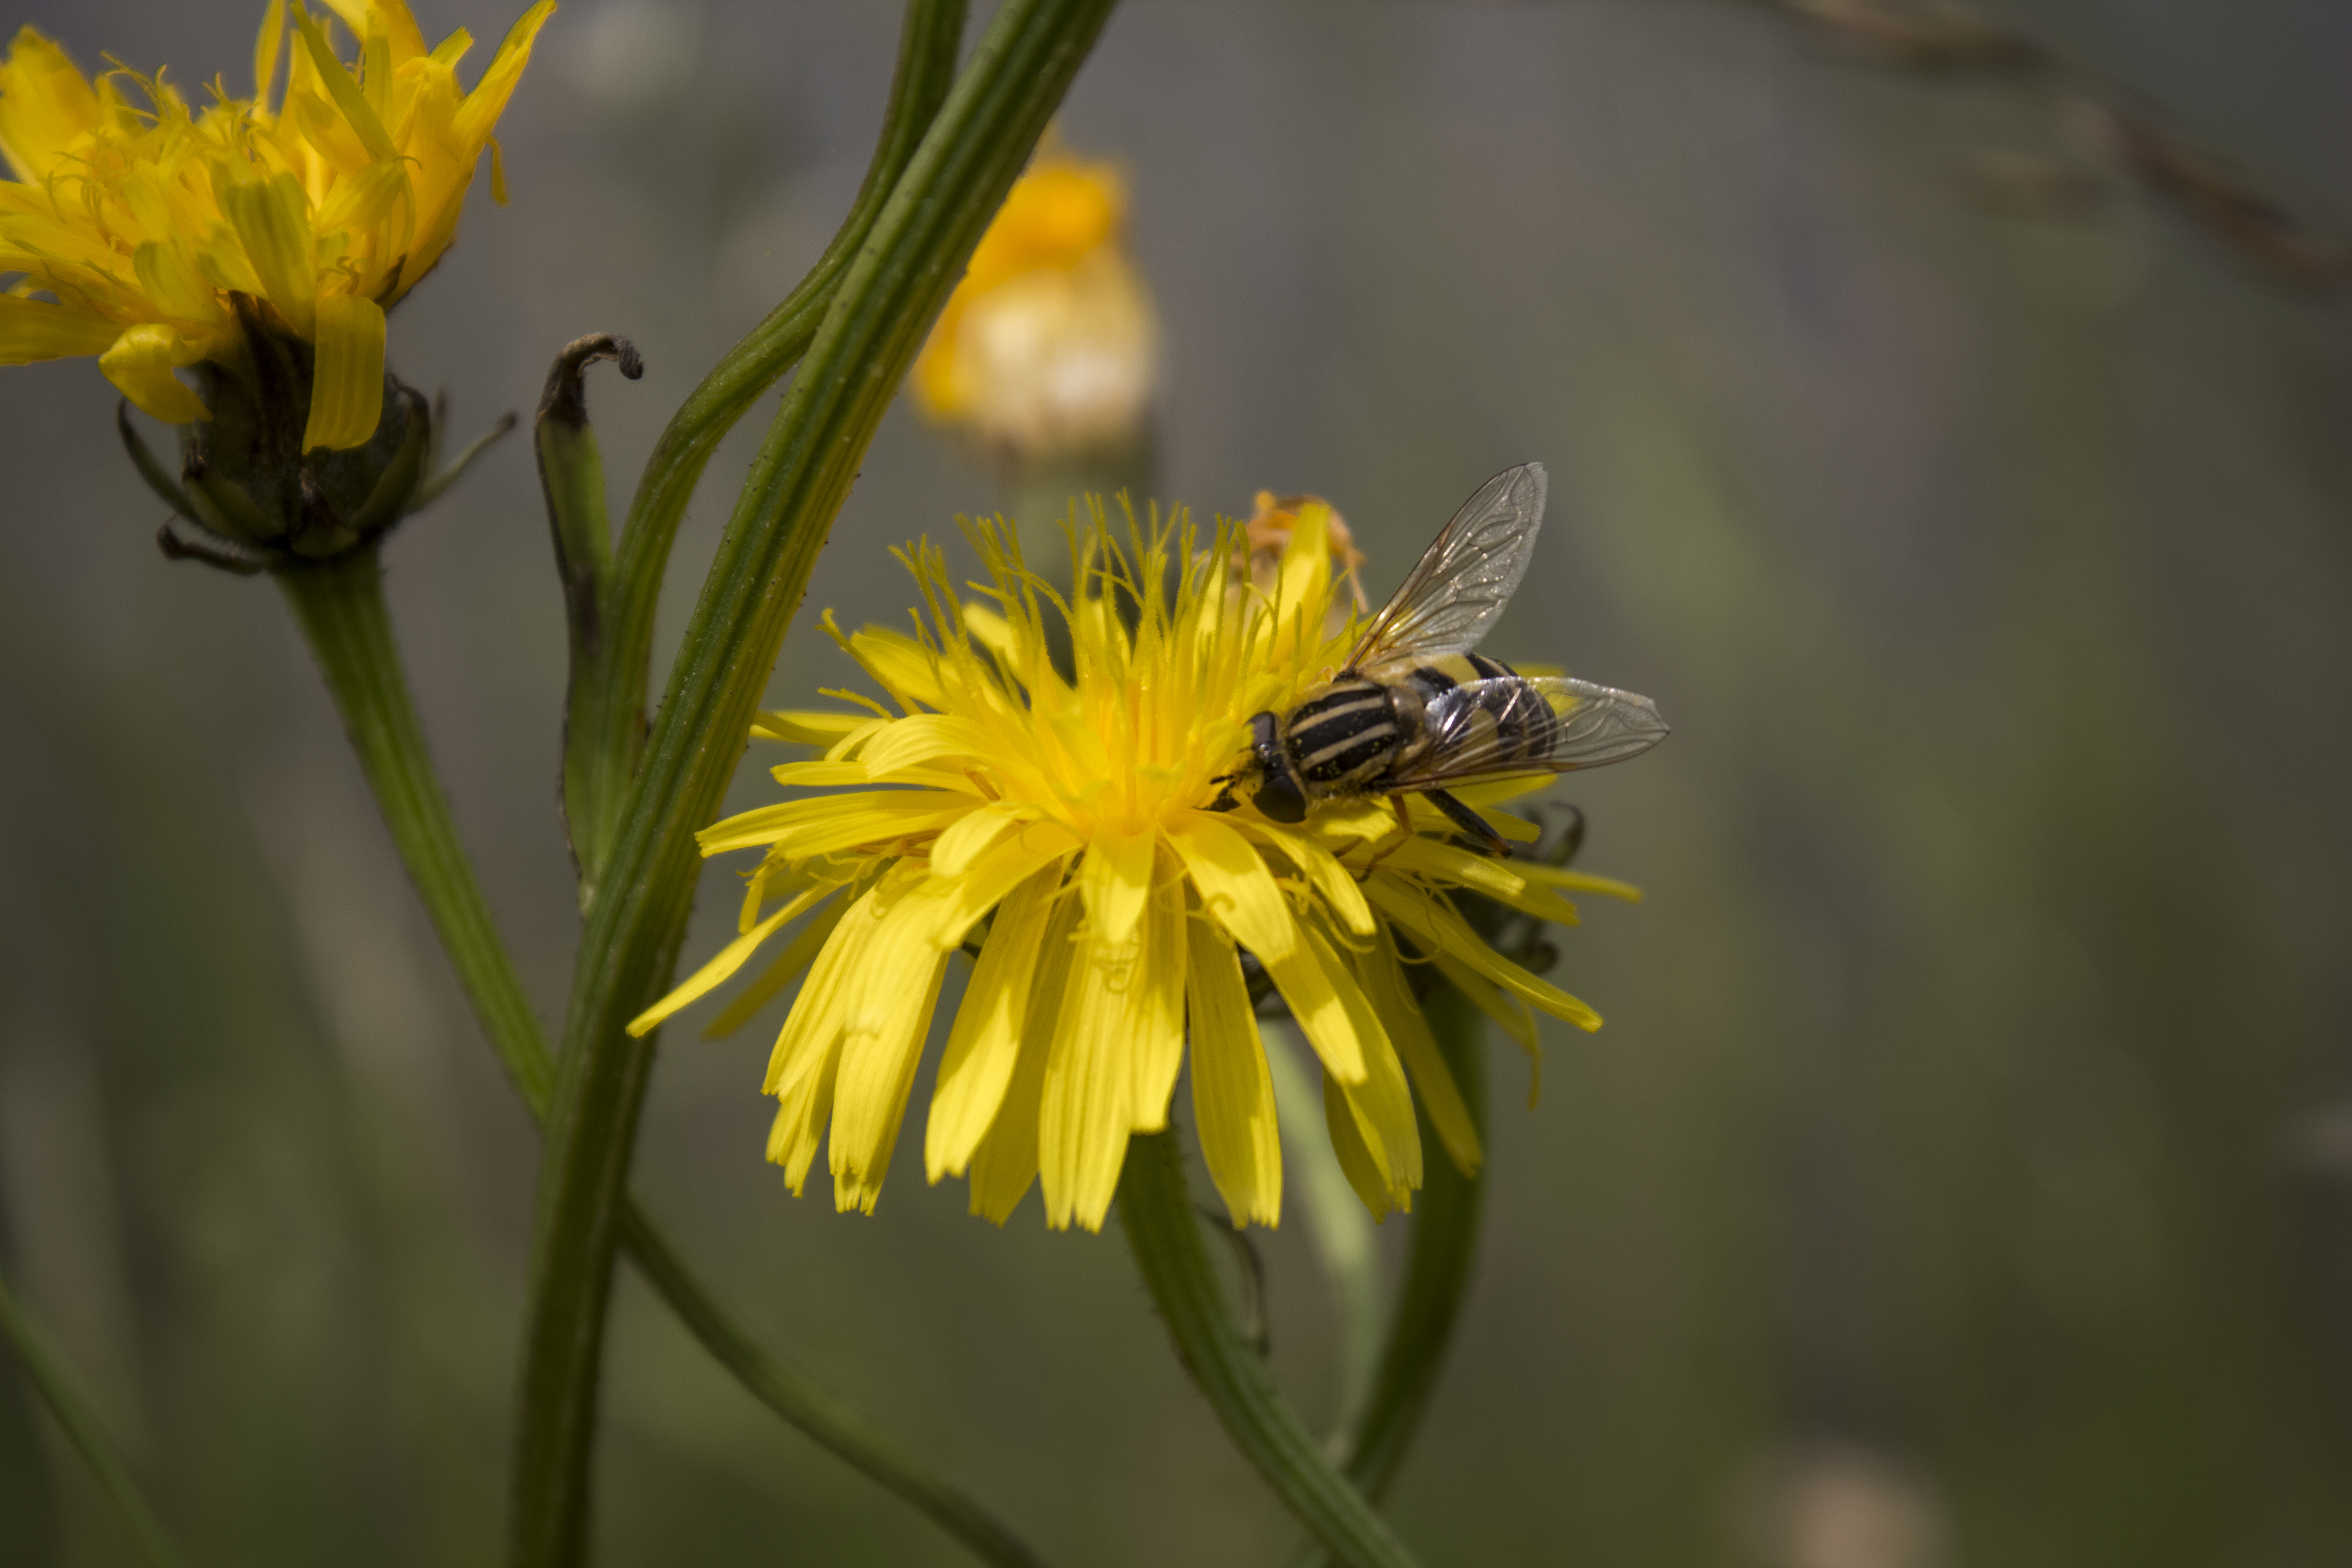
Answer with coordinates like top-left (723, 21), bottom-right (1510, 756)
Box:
top-left (1353, 795), bottom-right (1418, 881)
top-left (1422, 787), bottom-right (1511, 858)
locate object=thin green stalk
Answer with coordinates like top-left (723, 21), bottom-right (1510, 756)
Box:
top-left (276, 549), bottom-right (1042, 1568)
top-left (1117, 1129), bottom-right (1422, 1568)
top-left (1294, 987), bottom-right (1490, 1568)
top-left (1263, 1023), bottom-right (1382, 1438)
top-left (278, 551), bottom-right (553, 1110)
top-left (510, 5), bottom-right (1121, 1565)
top-left (0, 1261), bottom-right (186, 1568)
top-left (569, 0), bottom-right (969, 898)
top-left (616, 1213), bottom-right (1041, 1565)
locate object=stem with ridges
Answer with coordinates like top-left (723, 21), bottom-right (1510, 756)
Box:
top-left (1294, 986), bottom-right (1490, 1567)
top-left (1118, 1129), bottom-right (1422, 1568)
top-left (275, 548), bottom-right (1043, 1568)
top-left (1340, 986), bottom-right (1487, 1495)
top-left (508, 4), bottom-right (1120, 1564)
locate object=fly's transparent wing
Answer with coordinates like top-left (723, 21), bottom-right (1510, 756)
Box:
top-left (1386, 676), bottom-right (1669, 789)
top-left (1344, 462), bottom-right (1548, 670)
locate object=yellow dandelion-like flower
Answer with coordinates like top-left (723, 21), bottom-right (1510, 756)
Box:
top-left (633, 500), bottom-right (1640, 1234)
top-left (910, 139), bottom-right (1157, 462)
top-left (0, 0), bottom-right (552, 450)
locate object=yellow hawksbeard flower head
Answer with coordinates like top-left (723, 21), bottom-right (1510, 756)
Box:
top-left (632, 502), bottom-right (1637, 1233)
top-left (910, 142), bottom-right (1157, 463)
top-left (0, 0), bottom-right (553, 451)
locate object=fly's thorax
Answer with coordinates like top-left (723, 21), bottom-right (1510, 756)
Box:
top-left (1279, 676), bottom-right (1406, 794)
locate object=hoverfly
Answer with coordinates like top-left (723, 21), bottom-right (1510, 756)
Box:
top-left (1222, 462), bottom-right (1668, 857)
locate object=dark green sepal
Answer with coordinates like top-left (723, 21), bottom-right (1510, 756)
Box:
top-left (127, 293), bottom-right (512, 573)
top-left (345, 385), bottom-right (435, 537)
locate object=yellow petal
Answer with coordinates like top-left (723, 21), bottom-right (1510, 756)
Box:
top-left (921, 825), bottom-right (1078, 948)
top-left (1037, 913), bottom-right (1143, 1232)
top-left (1186, 911), bottom-right (1282, 1228)
top-left (1381, 836), bottom-right (1581, 927)
top-left (98, 324), bottom-right (209, 424)
top-left (1431, 951), bottom-right (1538, 1054)
top-left (0, 297), bottom-right (125, 364)
top-left (927, 864), bottom-right (1065, 1181)
top-left (1078, 828), bottom-right (1154, 944)
top-left (845, 626), bottom-right (950, 711)
top-left (289, 1), bottom-right (398, 161)
top-left (1365, 874), bottom-right (1601, 1032)
top-left (768, 762), bottom-right (881, 788)
top-left (703, 895), bottom-right (848, 1040)
top-left (1302, 921), bottom-right (1420, 1197)
top-left (1518, 862), bottom-right (1643, 903)
top-left (762, 874), bottom-right (910, 1098)
top-left (1355, 930), bottom-right (1481, 1176)
top-left (626, 901), bottom-right (800, 1039)
top-left (699, 790), bottom-right (973, 857)
top-left (1167, 811), bottom-right (1298, 962)
top-left (857, 713), bottom-right (996, 777)
top-left (828, 944), bottom-right (950, 1215)
top-left (1323, 1068), bottom-right (1406, 1222)
top-left (450, 0), bottom-right (555, 149)
top-left (1127, 870), bottom-right (1190, 1134)
top-left (966, 888), bottom-right (1083, 1223)
top-left (221, 168), bottom-right (318, 338)
top-left (253, 0), bottom-right (287, 107)
top-left (0, 29), bottom-right (100, 185)
top-left (930, 800), bottom-right (1029, 879)
top-left (767, 1042), bottom-right (840, 1196)
top-left (753, 709), bottom-right (877, 747)
top-left (1237, 818), bottom-right (1374, 936)
top-left (132, 240), bottom-right (224, 323)
top-left (315, 154), bottom-right (417, 262)
top-left (302, 293), bottom-right (385, 451)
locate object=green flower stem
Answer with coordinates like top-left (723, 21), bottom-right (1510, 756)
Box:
top-left (510, 3), bottom-right (1120, 1564)
top-left (569, 0), bottom-right (969, 903)
top-left (278, 550), bottom-right (554, 1108)
top-left (1117, 1129), bottom-right (1423, 1568)
top-left (1305, 985), bottom-right (1490, 1563)
top-left (0, 1261), bottom-right (186, 1568)
top-left (1263, 1024), bottom-right (1383, 1438)
top-left (275, 550), bottom-right (1043, 1568)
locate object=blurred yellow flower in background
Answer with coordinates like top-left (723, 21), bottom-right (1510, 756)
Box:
top-left (632, 502), bottom-right (1630, 1233)
top-left (0, 0), bottom-right (552, 451)
top-left (910, 139), bottom-right (1158, 465)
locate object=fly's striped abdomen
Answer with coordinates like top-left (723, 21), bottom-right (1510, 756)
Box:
top-left (1406, 654), bottom-right (1558, 774)
top-left (1279, 677), bottom-right (1405, 789)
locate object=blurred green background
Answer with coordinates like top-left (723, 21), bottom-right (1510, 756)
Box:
top-left (5, 1), bottom-right (2351, 1564)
